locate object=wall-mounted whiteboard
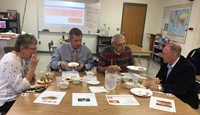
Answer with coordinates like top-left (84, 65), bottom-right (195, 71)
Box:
top-left (37, 0), bottom-right (100, 35)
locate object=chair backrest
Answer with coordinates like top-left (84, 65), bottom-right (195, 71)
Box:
top-left (4, 47), bottom-right (15, 53)
top-left (187, 48), bottom-right (200, 75)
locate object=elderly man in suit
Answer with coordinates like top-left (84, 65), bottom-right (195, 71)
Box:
top-left (147, 43), bottom-right (198, 109)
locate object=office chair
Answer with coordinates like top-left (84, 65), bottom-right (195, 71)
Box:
top-left (4, 46), bottom-right (15, 53)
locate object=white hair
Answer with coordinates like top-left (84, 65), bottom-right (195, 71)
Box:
top-left (111, 34), bottom-right (125, 43)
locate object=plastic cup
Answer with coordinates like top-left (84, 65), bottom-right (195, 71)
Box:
top-left (104, 70), bottom-right (117, 90)
top-left (56, 76), bottom-right (62, 86)
top-left (82, 76), bottom-right (88, 86)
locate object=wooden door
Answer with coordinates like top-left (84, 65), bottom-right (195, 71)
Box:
top-left (121, 3), bottom-right (147, 47)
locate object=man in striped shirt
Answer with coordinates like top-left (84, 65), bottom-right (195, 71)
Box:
top-left (97, 34), bottom-right (135, 73)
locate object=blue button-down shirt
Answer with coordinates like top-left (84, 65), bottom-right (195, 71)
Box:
top-left (49, 43), bottom-right (94, 71)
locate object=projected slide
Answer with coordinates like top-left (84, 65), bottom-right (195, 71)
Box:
top-left (38, 0), bottom-right (100, 34)
top-left (44, 1), bottom-right (85, 26)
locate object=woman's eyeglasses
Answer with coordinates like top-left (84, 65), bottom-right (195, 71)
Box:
top-left (28, 47), bottom-right (37, 51)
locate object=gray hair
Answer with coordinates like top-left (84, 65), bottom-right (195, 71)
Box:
top-left (15, 34), bottom-right (37, 52)
top-left (111, 34), bottom-right (125, 43)
top-left (168, 43), bottom-right (182, 56)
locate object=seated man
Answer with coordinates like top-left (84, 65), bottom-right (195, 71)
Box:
top-left (147, 43), bottom-right (199, 109)
top-left (97, 33), bottom-right (135, 73)
top-left (49, 28), bottom-right (94, 71)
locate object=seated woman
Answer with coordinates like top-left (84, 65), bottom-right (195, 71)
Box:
top-left (0, 34), bottom-right (39, 114)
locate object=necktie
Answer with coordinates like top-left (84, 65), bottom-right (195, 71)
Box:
top-left (72, 50), bottom-right (77, 62)
top-left (166, 64), bottom-right (173, 79)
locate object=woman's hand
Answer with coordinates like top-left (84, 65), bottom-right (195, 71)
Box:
top-left (29, 54), bottom-right (39, 71)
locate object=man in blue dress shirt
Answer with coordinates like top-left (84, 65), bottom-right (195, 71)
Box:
top-left (49, 28), bottom-right (94, 71)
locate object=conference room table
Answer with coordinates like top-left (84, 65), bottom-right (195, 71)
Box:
top-left (127, 44), bottom-right (151, 57)
top-left (127, 44), bottom-right (152, 73)
top-left (7, 72), bottom-right (199, 115)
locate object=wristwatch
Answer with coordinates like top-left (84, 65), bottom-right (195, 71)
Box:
top-left (157, 85), bottom-right (163, 91)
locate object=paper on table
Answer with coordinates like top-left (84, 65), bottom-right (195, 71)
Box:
top-left (105, 95), bottom-right (140, 106)
top-left (89, 86), bottom-right (108, 93)
top-left (33, 91), bottom-right (66, 105)
top-left (72, 93), bottom-right (98, 106)
top-left (149, 96), bottom-right (176, 112)
top-left (62, 71), bottom-right (80, 78)
top-left (121, 72), bottom-right (147, 80)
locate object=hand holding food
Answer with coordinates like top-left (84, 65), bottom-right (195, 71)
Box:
top-left (60, 61), bottom-right (69, 69)
top-left (146, 80), bottom-right (159, 91)
top-left (29, 54), bottom-right (39, 70)
top-left (107, 65), bottom-right (121, 72)
top-left (154, 78), bottom-right (161, 84)
top-left (75, 62), bottom-right (84, 71)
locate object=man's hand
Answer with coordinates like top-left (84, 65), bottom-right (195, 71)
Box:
top-left (75, 62), bottom-right (84, 71)
top-left (147, 78), bottom-right (161, 91)
top-left (60, 61), bottom-right (69, 69)
top-left (107, 65), bottom-right (121, 73)
top-left (154, 78), bottom-right (161, 84)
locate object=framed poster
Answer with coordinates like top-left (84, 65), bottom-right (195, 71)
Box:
top-left (167, 8), bottom-right (190, 43)
top-left (0, 12), bottom-right (8, 19)
top-left (7, 10), bottom-right (17, 20)
top-left (162, 3), bottom-right (192, 44)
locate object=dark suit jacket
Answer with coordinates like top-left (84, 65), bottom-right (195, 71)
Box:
top-left (156, 56), bottom-right (199, 109)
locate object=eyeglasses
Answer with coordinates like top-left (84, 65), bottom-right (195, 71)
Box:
top-left (114, 42), bottom-right (126, 47)
top-left (28, 47), bottom-right (37, 51)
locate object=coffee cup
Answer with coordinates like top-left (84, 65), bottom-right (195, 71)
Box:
top-left (72, 77), bottom-right (81, 84)
top-left (123, 76), bottom-right (130, 82)
top-left (125, 82), bottom-right (135, 89)
top-left (59, 81), bottom-right (69, 89)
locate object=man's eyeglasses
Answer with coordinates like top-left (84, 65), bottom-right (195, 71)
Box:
top-left (114, 42), bottom-right (126, 47)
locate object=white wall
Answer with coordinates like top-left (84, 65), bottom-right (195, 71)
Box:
top-left (1, 0), bottom-right (199, 56)
top-left (100, 0), bottom-right (163, 49)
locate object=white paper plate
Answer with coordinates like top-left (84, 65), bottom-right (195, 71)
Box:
top-left (130, 88), bottom-right (153, 97)
top-left (87, 81), bottom-right (100, 85)
top-left (68, 62), bottom-right (79, 67)
top-left (127, 66), bottom-right (147, 71)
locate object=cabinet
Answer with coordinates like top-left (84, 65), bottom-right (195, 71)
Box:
top-left (0, 38), bottom-right (17, 59)
top-left (96, 36), bottom-right (112, 57)
top-left (0, 13), bottom-right (20, 33)
top-left (151, 40), bottom-right (166, 65)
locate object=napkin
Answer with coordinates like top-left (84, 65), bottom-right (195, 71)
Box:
top-left (89, 86), bottom-right (108, 93)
